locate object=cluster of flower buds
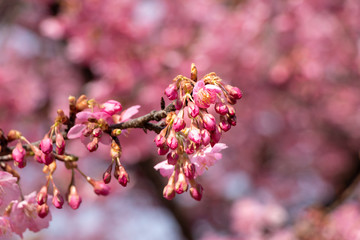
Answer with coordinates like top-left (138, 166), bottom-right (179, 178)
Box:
top-left (155, 64), bottom-right (242, 200)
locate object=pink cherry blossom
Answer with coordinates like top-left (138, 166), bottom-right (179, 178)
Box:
top-left (0, 216), bottom-right (13, 240)
top-left (190, 143), bottom-right (227, 176)
top-left (193, 80), bottom-right (222, 109)
top-left (101, 100), bottom-right (122, 115)
top-left (0, 172), bottom-right (20, 214)
top-left (9, 191), bottom-right (52, 238)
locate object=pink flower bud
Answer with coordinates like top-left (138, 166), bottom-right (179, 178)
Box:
top-left (227, 105), bottom-right (236, 116)
top-left (40, 136), bottom-right (53, 155)
top-left (210, 126), bottom-right (222, 147)
top-left (175, 173), bottom-right (188, 194)
top-left (103, 164), bottom-right (113, 184)
top-left (225, 85), bottom-right (242, 99)
top-left (190, 183), bottom-right (204, 201)
top-left (12, 143), bottom-right (26, 163)
top-left (37, 186), bottom-right (48, 205)
top-left (166, 132), bottom-right (178, 150)
top-left (52, 189), bottom-right (64, 209)
top-left (220, 117), bottom-right (231, 132)
top-left (188, 101), bottom-right (199, 118)
top-left (172, 117), bottom-right (186, 132)
top-left (228, 116), bottom-right (237, 126)
top-left (55, 132), bottom-right (65, 155)
top-left (41, 153), bottom-right (54, 165)
top-left (203, 114), bottom-right (216, 132)
top-left (102, 100), bottom-right (122, 115)
top-left (154, 134), bottom-right (166, 147)
top-left (92, 180), bottom-right (111, 196)
top-left (188, 128), bottom-right (201, 145)
top-left (15, 160), bottom-right (26, 168)
top-left (175, 98), bottom-right (183, 110)
top-left (68, 185), bottom-right (82, 210)
top-left (163, 184), bottom-right (175, 200)
top-left (117, 166), bottom-right (130, 187)
top-left (32, 146), bottom-right (43, 163)
top-left (92, 128), bottom-right (102, 138)
top-left (184, 162), bottom-right (196, 179)
top-left (215, 102), bottom-right (228, 115)
top-left (37, 203), bottom-right (49, 218)
top-left (165, 83), bottom-right (178, 100)
top-left (87, 138), bottom-right (99, 152)
top-left (167, 152), bottom-right (179, 165)
top-left (201, 129), bottom-right (211, 146)
top-left (185, 143), bottom-right (195, 155)
top-left (158, 145), bottom-right (169, 155)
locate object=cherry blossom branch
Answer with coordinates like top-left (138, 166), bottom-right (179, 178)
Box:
top-left (109, 102), bottom-right (175, 134)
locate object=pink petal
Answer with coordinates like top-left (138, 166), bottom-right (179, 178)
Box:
top-left (67, 124), bottom-right (86, 139)
top-left (99, 136), bottom-right (112, 145)
top-left (205, 84), bottom-right (222, 94)
top-left (119, 105), bottom-right (140, 122)
top-left (154, 160), bottom-right (174, 178)
top-left (76, 111), bottom-right (94, 122)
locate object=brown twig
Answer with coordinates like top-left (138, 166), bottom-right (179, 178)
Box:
top-left (109, 103), bottom-right (175, 133)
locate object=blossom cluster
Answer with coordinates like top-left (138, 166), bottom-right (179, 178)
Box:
top-left (154, 64), bottom-right (242, 200)
top-left (0, 64), bottom-right (241, 237)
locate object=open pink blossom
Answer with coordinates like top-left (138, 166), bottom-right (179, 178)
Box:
top-left (190, 143), bottom-right (227, 176)
top-left (0, 172), bottom-right (20, 213)
top-left (193, 80), bottom-right (222, 109)
top-left (0, 216), bottom-right (13, 240)
top-left (9, 191), bottom-right (52, 238)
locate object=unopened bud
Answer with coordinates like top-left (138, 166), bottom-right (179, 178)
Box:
top-left (7, 130), bottom-right (21, 142)
top-left (12, 143), bottom-right (26, 163)
top-left (75, 95), bottom-right (88, 111)
top-left (90, 179), bottom-right (110, 196)
top-left (87, 138), bottom-right (99, 152)
top-left (201, 129), bottom-right (211, 146)
top-left (67, 185), bottom-right (82, 210)
top-left (41, 153), bottom-right (54, 165)
top-left (55, 132), bottom-right (65, 155)
top-left (52, 189), bottom-right (64, 209)
top-left (154, 134), bottom-right (166, 147)
top-left (37, 203), bottom-right (49, 218)
top-left (166, 131), bottom-right (178, 150)
top-left (184, 162), bottom-right (196, 179)
top-left (103, 164), bottom-right (113, 184)
top-left (215, 102), bottom-right (228, 115)
top-left (175, 172), bottom-right (188, 194)
top-left (158, 145), bottom-right (169, 155)
top-left (40, 136), bottom-right (53, 155)
top-left (190, 182), bottom-right (203, 201)
top-left (167, 152), bottom-right (179, 165)
top-left (203, 114), bottom-right (216, 132)
top-left (188, 101), bottom-right (199, 118)
top-left (165, 83), bottom-right (178, 101)
top-left (117, 165), bottom-right (130, 187)
top-left (36, 186), bottom-right (48, 205)
top-left (220, 117), bottom-right (231, 132)
top-left (173, 116), bottom-right (186, 132)
top-left (163, 184), bottom-right (175, 200)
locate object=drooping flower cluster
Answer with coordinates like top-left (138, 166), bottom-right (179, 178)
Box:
top-left (0, 172), bottom-right (51, 239)
top-left (154, 64), bottom-right (242, 200)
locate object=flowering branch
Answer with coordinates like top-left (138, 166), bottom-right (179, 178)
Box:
top-left (0, 64), bottom-right (242, 238)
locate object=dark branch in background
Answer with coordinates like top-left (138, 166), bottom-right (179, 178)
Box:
top-left (319, 121), bottom-right (360, 213)
top-left (137, 157), bottom-right (194, 240)
top-left (109, 103), bottom-right (175, 134)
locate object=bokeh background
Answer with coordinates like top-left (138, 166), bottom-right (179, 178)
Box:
top-left (1, 0), bottom-right (360, 239)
